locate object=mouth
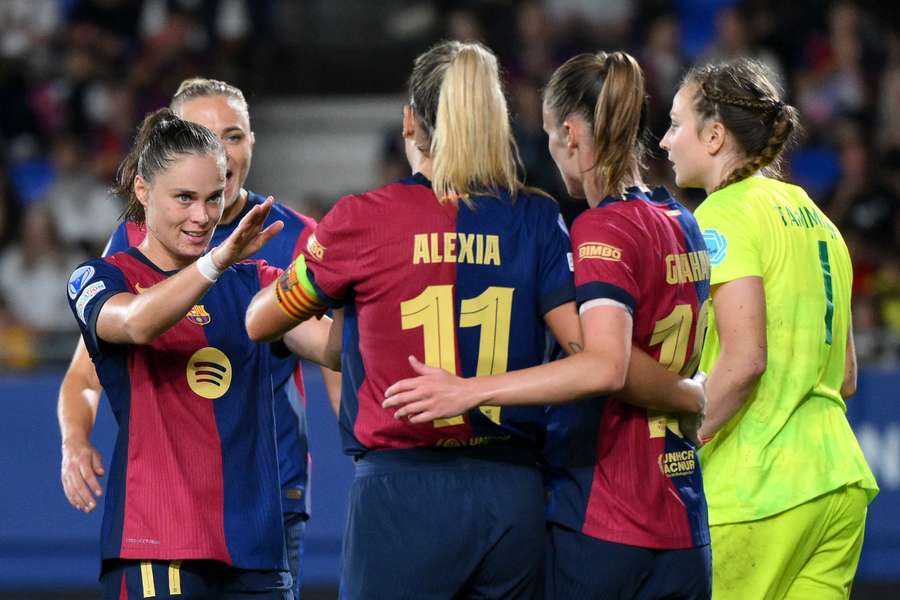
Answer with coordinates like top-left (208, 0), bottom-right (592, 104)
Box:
top-left (182, 229), bottom-right (211, 245)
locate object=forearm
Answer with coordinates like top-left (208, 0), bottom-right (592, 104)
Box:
top-left (321, 366), bottom-right (342, 417)
top-left (471, 351), bottom-right (626, 408)
top-left (58, 342), bottom-right (101, 444)
top-left (619, 348), bottom-right (703, 413)
top-left (99, 263), bottom-right (215, 344)
top-left (699, 355), bottom-right (763, 437)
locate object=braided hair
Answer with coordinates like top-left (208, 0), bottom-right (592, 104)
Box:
top-left (685, 59), bottom-right (800, 192)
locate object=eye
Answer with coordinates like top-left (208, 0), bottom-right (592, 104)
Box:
top-left (207, 193), bottom-right (223, 203)
top-left (177, 193), bottom-right (192, 202)
top-left (225, 133), bottom-right (243, 143)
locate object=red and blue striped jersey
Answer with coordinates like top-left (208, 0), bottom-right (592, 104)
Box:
top-left (67, 248), bottom-right (287, 569)
top-left (103, 192), bottom-right (315, 515)
top-left (299, 173), bottom-right (574, 455)
top-left (544, 187), bottom-right (711, 549)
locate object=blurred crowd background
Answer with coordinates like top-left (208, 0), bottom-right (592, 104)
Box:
top-left (1, 0), bottom-right (899, 370)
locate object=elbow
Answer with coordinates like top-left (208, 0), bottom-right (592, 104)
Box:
top-left (840, 378), bottom-right (857, 400)
top-left (122, 318), bottom-right (157, 346)
top-left (585, 356), bottom-right (627, 397)
top-left (245, 304), bottom-right (272, 343)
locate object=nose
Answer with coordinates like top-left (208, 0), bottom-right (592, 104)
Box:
top-left (188, 200), bottom-right (210, 225)
top-left (659, 131), bottom-right (670, 151)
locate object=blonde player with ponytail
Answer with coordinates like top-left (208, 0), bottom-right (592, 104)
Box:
top-left (661, 58), bottom-right (878, 599)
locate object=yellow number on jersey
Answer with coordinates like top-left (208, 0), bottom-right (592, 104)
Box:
top-left (401, 285), bottom-right (514, 427)
top-left (646, 299), bottom-right (709, 438)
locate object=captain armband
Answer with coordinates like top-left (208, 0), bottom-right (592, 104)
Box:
top-left (274, 255), bottom-right (328, 322)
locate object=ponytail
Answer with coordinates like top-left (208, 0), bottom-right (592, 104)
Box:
top-left (409, 41), bottom-right (523, 204)
top-left (544, 51), bottom-right (648, 199)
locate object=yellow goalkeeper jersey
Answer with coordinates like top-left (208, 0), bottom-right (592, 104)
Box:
top-left (695, 175), bottom-right (877, 525)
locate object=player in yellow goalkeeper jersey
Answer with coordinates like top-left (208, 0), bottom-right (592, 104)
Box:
top-left (660, 58), bottom-right (878, 600)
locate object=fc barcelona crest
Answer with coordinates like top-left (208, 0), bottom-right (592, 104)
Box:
top-left (186, 305), bottom-right (211, 326)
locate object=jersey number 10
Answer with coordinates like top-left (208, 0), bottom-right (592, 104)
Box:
top-left (401, 285), bottom-right (513, 428)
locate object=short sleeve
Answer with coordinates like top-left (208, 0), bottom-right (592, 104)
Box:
top-left (298, 195), bottom-right (360, 306)
top-left (694, 193), bottom-right (762, 286)
top-left (66, 260), bottom-right (130, 354)
top-left (570, 208), bottom-right (642, 315)
top-left (537, 206), bottom-right (576, 315)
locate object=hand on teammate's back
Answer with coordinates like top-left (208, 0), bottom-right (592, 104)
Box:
top-left (61, 437), bottom-right (105, 513)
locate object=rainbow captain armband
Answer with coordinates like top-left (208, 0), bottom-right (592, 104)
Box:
top-left (274, 255), bottom-right (328, 322)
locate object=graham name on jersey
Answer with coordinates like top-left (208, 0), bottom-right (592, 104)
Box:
top-left (413, 232), bottom-right (501, 266)
top-left (665, 250), bottom-right (710, 285)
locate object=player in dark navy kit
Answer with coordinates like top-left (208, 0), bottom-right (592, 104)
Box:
top-left (245, 42), bottom-right (704, 600)
top-left (58, 79), bottom-right (339, 600)
top-left (66, 109), bottom-right (337, 599)
top-left (384, 52), bottom-right (711, 599)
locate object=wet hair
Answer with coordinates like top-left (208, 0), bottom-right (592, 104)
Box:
top-left (543, 51), bottom-right (649, 199)
top-left (408, 40), bottom-right (523, 203)
top-left (170, 77), bottom-right (249, 117)
top-left (116, 108), bottom-right (225, 224)
top-left (683, 58), bottom-right (800, 191)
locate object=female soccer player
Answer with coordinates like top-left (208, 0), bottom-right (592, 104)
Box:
top-left (248, 43), bottom-right (706, 599)
top-left (58, 78), bottom-right (338, 600)
top-left (383, 51), bottom-right (712, 599)
top-left (659, 58), bottom-right (878, 599)
top-left (66, 109), bottom-right (334, 599)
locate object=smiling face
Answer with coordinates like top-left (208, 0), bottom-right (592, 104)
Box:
top-left (136, 152), bottom-right (225, 269)
top-left (542, 103), bottom-right (586, 199)
top-left (660, 83), bottom-right (720, 191)
top-left (177, 95), bottom-right (253, 212)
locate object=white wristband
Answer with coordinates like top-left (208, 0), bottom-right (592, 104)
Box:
top-left (196, 249), bottom-right (224, 282)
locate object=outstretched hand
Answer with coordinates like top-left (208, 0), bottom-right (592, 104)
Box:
top-left (382, 356), bottom-right (477, 423)
top-left (212, 196), bottom-right (284, 268)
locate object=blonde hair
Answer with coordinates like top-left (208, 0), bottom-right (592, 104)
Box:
top-left (543, 51), bottom-right (648, 199)
top-left (409, 41), bottom-right (522, 203)
top-left (170, 77), bottom-right (249, 118)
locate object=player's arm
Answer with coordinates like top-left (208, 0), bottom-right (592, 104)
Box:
top-left (384, 302), bottom-right (703, 423)
top-left (281, 312), bottom-right (340, 371)
top-left (320, 308), bottom-right (343, 417)
top-left (841, 317), bottom-right (857, 399)
top-left (544, 301), bottom-right (704, 413)
top-left (245, 255), bottom-right (328, 342)
top-left (698, 276), bottom-right (767, 439)
top-left (58, 337), bottom-right (105, 513)
top-left (99, 198), bottom-right (282, 345)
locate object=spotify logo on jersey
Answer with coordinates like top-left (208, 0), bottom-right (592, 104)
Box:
top-left (186, 347), bottom-right (232, 399)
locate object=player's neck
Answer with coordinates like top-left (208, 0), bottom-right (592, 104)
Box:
top-left (220, 189), bottom-right (249, 226)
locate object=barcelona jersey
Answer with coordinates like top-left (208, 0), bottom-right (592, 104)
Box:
top-left (103, 192), bottom-right (315, 515)
top-left (67, 248), bottom-right (286, 569)
top-left (544, 187), bottom-right (710, 549)
top-left (298, 173), bottom-right (574, 455)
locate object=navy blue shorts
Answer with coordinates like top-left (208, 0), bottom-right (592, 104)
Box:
top-left (340, 446), bottom-right (545, 600)
top-left (100, 559), bottom-right (292, 600)
top-left (546, 522), bottom-right (711, 600)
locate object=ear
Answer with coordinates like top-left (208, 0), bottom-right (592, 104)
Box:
top-left (134, 175), bottom-right (150, 208)
top-left (703, 120), bottom-right (727, 156)
top-left (561, 118), bottom-right (579, 152)
top-left (249, 130), bottom-right (256, 148)
top-left (402, 105), bottom-right (416, 139)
